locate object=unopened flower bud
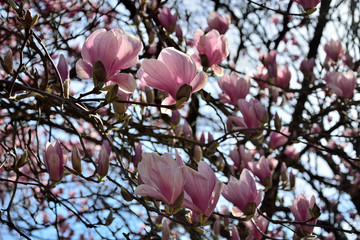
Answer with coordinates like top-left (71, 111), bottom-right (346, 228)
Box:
top-left (176, 84), bottom-right (192, 101)
top-left (1, 49), bottom-right (13, 74)
top-left (193, 145), bottom-right (203, 163)
top-left (71, 146), bottom-right (82, 175)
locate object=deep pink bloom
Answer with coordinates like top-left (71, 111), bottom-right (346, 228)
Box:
top-left (137, 47), bottom-right (208, 105)
top-left (132, 142), bottom-right (142, 168)
top-left (193, 29), bottom-right (229, 73)
top-left (97, 140), bottom-right (111, 178)
top-left (76, 27), bottom-right (143, 93)
top-left (269, 128), bottom-right (289, 149)
top-left (300, 58), bottom-right (315, 75)
top-left (180, 161), bottom-right (223, 222)
top-left (158, 7), bottom-right (177, 33)
top-left (292, 0), bottom-right (321, 10)
top-left (237, 99), bottom-right (268, 130)
top-left (244, 213), bottom-right (269, 240)
top-left (229, 145), bottom-right (252, 171)
top-left (324, 39), bottom-right (342, 61)
top-left (289, 194), bottom-right (317, 239)
top-left (57, 54), bottom-right (69, 83)
top-left (218, 72), bottom-right (250, 106)
top-left (206, 11), bottom-right (231, 34)
top-left (324, 70), bottom-right (356, 98)
top-left (44, 141), bottom-right (66, 183)
top-left (276, 65), bottom-right (291, 88)
top-left (222, 169), bottom-right (263, 217)
top-left (134, 153), bottom-right (186, 206)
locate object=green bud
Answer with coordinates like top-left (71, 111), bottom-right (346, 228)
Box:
top-left (175, 84), bottom-right (192, 101)
top-left (93, 60), bottom-right (107, 86)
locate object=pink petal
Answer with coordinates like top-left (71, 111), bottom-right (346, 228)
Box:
top-left (76, 59), bottom-right (93, 79)
top-left (190, 71), bottom-right (208, 93)
top-left (82, 29), bottom-right (106, 64)
top-left (108, 73), bottom-right (136, 93)
top-left (134, 185), bottom-right (170, 205)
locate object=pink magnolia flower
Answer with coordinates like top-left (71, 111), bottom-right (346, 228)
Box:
top-left (134, 153), bottom-right (187, 206)
top-left (158, 7), bottom-right (177, 33)
top-left (180, 161), bottom-right (223, 223)
top-left (137, 47), bottom-right (208, 105)
top-left (260, 50), bottom-right (277, 77)
top-left (300, 58), bottom-right (315, 75)
top-left (218, 72), bottom-right (250, 106)
top-left (342, 52), bottom-right (354, 67)
top-left (248, 156), bottom-right (272, 189)
top-left (324, 70), bottom-right (356, 98)
top-left (229, 145), bottom-right (252, 171)
top-left (276, 65), bottom-right (291, 88)
top-left (237, 99), bottom-right (268, 130)
top-left (231, 224), bottom-right (240, 240)
top-left (289, 194), bottom-right (317, 239)
top-left (206, 11), bottom-right (231, 34)
top-left (97, 140), bottom-right (111, 178)
top-left (193, 29), bottom-right (229, 74)
top-left (76, 27), bottom-right (143, 93)
top-left (292, 0), bottom-right (321, 11)
top-left (324, 39), bottom-right (342, 61)
top-left (44, 141), bottom-right (66, 183)
top-left (222, 169), bottom-right (263, 217)
top-left (269, 128), bottom-right (289, 149)
top-left (244, 213), bottom-right (269, 240)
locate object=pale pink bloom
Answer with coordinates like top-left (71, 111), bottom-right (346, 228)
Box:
top-left (44, 141), bottom-right (66, 183)
top-left (222, 169), bottom-right (263, 217)
top-left (180, 160), bottom-right (223, 222)
top-left (134, 153), bottom-right (186, 206)
top-left (253, 66), bottom-right (269, 89)
top-left (260, 50), bottom-right (277, 77)
top-left (229, 145), bottom-right (252, 171)
top-left (324, 40), bottom-right (342, 61)
top-left (57, 54), bottom-right (69, 83)
top-left (276, 65), bottom-right (291, 88)
top-left (97, 140), bottom-right (111, 178)
top-left (244, 213), bottom-right (269, 240)
top-left (237, 99), bottom-right (268, 130)
top-left (76, 27), bottom-right (143, 93)
top-left (206, 11), bottom-right (231, 34)
top-left (284, 145), bottom-right (300, 161)
top-left (292, 0), bottom-right (321, 10)
top-left (248, 157), bottom-right (272, 188)
top-left (193, 29), bottom-right (229, 74)
top-left (218, 72), bottom-right (250, 106)
top-left (269, 128), bottom-right (289, 149)
top-left (158, 7), bottom-right (177, 33)
top-left (300, 58), bottom-right (315, 75)
top-left (289, 194), bottom-right (317, 239)
top-left (137, 47), bottom-right (207, 105)
top-left (324, 70), bottom-right (356, 98)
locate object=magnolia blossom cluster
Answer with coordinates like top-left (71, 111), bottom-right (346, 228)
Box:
top-left (134, 152), bottom-right (263, 223)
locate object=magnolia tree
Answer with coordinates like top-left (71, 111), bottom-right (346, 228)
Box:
top-left (0, 0), bottom-right (360, 239)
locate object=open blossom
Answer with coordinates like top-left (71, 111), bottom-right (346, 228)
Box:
top-left (206, 11), bottom-right (231, 34)
top-left (76, 27), bottom-right (143, 93)
top-left (193, 29), bottom-right (229, 75)
top-left (218, 72), bottom-right (250, 106)
top-left (244, 213), bottom-right (269, 240)
top-left (260, 50), bottom-right (277, 77)
top-left (237, 99), bottom-right (268, 130)
top-left (300, 58), bottom-right (315, 75)
top-left (292, 0), bottom-right (321, 11)
top-left (248, 156), bottom-right (273, 189)
top-left (222, 169), bottom-right (262, 217)
top-left (179, 159), bottom-right (223, 223)
top-left (134, 153), bottom-right (186, 206)
top-left (324, 39), bottom-right (342, 61)
top-left (289, 194), bottom-right (317, 239)
top-left (269, 128), bottom-right (289, 149)
top-left (137, 47), bottom-right (208, 105)
top-left (324, 70), bottom-right (356, 98)
top-left (276, 65), bottom-right (291, 88)
top-left (158, 7), bottom-right (177, 33)
top-left (44, 141), bottom-right (66, 183)
top-left (229, 145), bottom-right (252, 171)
